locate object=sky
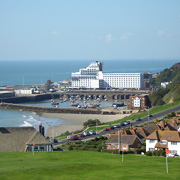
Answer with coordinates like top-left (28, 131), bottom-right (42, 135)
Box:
top-left (0, 0), bottom-right (180, 61)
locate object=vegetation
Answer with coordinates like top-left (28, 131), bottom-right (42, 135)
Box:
top-left (60, 136), bottom-right (107, 152)
top-left (0, 151), bottom-right (179, 180)
top-left (150, 62), bottom-right (180, 105)
top-left (83, 119), bottom-right (101, 128)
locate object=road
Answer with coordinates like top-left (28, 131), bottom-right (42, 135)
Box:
top-left (53, 104), bottom-right (180, 147)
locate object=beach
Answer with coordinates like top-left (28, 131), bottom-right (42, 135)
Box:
top-left (42, 113), bottom-right (129, 137)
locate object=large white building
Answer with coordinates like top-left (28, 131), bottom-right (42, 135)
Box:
top-left (71, 61), bottom-right (144, 89)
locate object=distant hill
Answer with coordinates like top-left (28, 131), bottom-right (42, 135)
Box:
top-left (150, 62), bottom-right (180, 106)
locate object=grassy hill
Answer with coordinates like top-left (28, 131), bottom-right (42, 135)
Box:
top-left (0, 151), bottom-right (179, 180)
top-left (150, 62), bottom-right (180, 105)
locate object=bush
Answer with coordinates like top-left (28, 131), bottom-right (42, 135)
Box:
top-left (83, 119), bottom-right (101, 128)
top-left (145, 151), bottom-right (152, 156)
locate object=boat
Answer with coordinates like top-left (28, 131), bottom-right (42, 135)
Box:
top-left (77, 105), bottom-right (81, 108)
top-left (87, 104), bottom-right (97, 108)
top-left (71, 103), bottom-right (79, 106)
top-left (51, 101), bottom-right (59, 106)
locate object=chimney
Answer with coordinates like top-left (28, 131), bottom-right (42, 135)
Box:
top-left (41, 126), bottom-right (45, 136)
top-left (39, 123), bottom-right (45, 136)
top-left (162, 120), bottom-right (165, 129)
top-left (39, 123), bottom-right (42, 133)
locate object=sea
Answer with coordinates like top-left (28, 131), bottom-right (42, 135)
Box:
top-left (0, 59), bottom-right (179, 133)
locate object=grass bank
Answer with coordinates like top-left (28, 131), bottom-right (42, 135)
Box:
top-left (0, 151), bottom-right (179, 180)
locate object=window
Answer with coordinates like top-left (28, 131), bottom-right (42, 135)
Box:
top-left (150, 140), bottom-right (156, 143)
top-left (161, 140), bottom-right (167, 144)
top-left (171, 141), bottom-right (177, 145)
top-left (171, 150), bottom-right (177, 155)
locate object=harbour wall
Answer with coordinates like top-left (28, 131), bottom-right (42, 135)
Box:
top-left (0, 103), bottom-right (115, 115)
top-left (0, 94), bottom-right (58, 103)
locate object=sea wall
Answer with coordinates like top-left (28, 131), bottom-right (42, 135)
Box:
top-left (0, 103), bottom-right (115, 115)
top-left (0, 94), bottom-right (58, 103)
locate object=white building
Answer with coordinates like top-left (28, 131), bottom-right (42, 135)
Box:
top-left (71, 61), bottom-right (144, 89)
top-left (145, 130), bottom-right (180, 156)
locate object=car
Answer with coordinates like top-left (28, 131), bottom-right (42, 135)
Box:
top-left (126, 121), bottom-right (131, 124)
top-left (70, 135), bottom-right (78, 140)
top-left (168, 153), bottom-right (175, 157)
top-left (103, 128), bottom-right (109, 131)
top-left (147, 114), bottom-right (153, 117)
top-left (78, 134), bottom-right (85, 138)
top-left (83, 132), bottom-right (91, 136)
top-left (108, 126), bottom-right (114, 130)
top-left (89, 130), bottom-right (96, 135)
top-left (114, 124), bottom-right (120, 128)
top-left (120, 122), bottom-right (125, 126)
top-left (67, 136), bottom-right (72, 140)
top-left (136, 118), bottom-right (141, 121)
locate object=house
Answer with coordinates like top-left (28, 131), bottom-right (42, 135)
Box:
top-left (106, 134), bottom-right (142, 151)
top-left (166, 117), bottom-right (180, 131)
top-left (0, 127), bottom-right (53, 152)
top-left (129, 94), bottom-right (150, 110)
top-left (145, 130), bottom-right (180, 156)
top-left (112, 124), bottom-right (159, 142)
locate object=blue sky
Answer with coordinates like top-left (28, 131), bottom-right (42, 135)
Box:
top-left (0, 0), bottom-right (180, 61)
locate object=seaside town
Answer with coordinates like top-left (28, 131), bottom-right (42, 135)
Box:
top-left (1, 61), bottom-right (180, 157)
top-left (1, 1), bottom-right (180, 179)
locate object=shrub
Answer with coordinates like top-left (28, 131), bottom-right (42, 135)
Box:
top-left (145, 151), bottom-right (152, 156)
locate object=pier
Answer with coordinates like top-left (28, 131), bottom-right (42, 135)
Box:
top-left (0, 103), bottom-right (116, 115)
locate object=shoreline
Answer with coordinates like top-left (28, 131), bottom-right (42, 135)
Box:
top-left (40, 112), bottom-right (129, 137)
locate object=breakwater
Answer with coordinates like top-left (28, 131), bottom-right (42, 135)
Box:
top-left (0, 94), bottom-right (58, 103)
top-left (0, 103), bottom-right (115, 115)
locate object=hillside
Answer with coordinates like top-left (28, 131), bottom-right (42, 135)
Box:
top-left (150, 62), bottom-right (180, 106)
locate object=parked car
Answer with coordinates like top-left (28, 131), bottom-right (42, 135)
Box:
top-left (70, 135), bottom-right (78, 140)
top-left (125, 121), bottom-right (131, 124)
top-left (168, 153), bottom-right (175, 157)
top-left (114, 124), bottom-right (120, 128)
top-left (89, 130), bottom-right (96, 135)
top-left (78, 134), bottom-right (85, 138)
top-left (83, 132), bottom-right (91, 136)
top-left (120, 122), bottom-right (125, 126)
top-left (67, 136), bottom-right (72, 140)
top-left (103, 128), bottom-right (109, 131)
top-left (136, 118), bottom-right (141, 121)
top-left (147, 114), bottom-right (153, 117)
top-left (108, 126), bottom-right (114, 130)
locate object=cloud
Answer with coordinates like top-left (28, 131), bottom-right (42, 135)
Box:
top-left (157, 30), bottom-right (171, 37)
top-left (51, 30), bottom-right (59, 36)
top-left (157, 30), bottom-right (165, 36)
top-left (120, 32), bottom-right (132, 40)
top-left (106, 34), bottom-right (115, 42)
top-left (178, 13), bottom-right (180, 19)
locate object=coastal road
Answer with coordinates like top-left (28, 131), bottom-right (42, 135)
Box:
top-left (53, 104), bottom-right (180, 147)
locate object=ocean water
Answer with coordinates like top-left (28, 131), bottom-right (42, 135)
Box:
top-left (0, 59), bottom-right (179, 86)
top-left (0, 59), bottom-right (180, 132)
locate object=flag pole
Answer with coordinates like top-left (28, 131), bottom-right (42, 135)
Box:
top-left (122, 149), bottom-right (124, 163)
top-left (118, 130), bottom-right (120, 155)
top-left (166, 153), bottom-right (168, 174)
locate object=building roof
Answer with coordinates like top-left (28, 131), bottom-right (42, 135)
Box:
top-left (106, 134), bottom-right (138, 145)
top-left (0, 127), bottom-right (51, 152)
top-left (145, 130), bottom-right (180, 142)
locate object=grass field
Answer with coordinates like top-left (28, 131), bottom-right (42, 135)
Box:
top-left (0, 151), bottom-right (179, 180)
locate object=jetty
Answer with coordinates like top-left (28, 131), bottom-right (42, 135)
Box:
top-left (0, 103), bottom-right (115, 115)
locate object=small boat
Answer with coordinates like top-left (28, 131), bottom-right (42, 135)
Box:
top-left (77, 105), bottom-right (81, 108)
top-left (71, 103), bottom-right (79, 106)
top-left (87, 104), bottom-right (97, 108)
top-left (51, 102), bottom-right (59, 106)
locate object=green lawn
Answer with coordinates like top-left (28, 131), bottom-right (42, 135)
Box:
top-left (0, 151), bottom-right (179, 180)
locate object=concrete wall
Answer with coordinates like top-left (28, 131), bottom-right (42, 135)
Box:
top-left (0, 102), bottom-right (115, 115)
